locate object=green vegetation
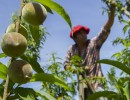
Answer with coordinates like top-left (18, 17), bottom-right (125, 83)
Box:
top-left (0, 0), bottom-right (130, 100)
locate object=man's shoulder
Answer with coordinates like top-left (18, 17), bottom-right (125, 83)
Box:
top-left (67, 44), bottom-right (78, 52)
top-left (69, 43), bottom-right (77, 47)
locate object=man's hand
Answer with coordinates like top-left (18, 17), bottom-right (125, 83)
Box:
top-left (65, 65), bottom-right (71, 70)
top-left (84, 66), bottom-right (89, 71)
top-left (73, 66), bottom-right (89, 74)
top-left (106, 0), bottom-right (116, 9)
top-left (65, 65), bottom-right (90, 74)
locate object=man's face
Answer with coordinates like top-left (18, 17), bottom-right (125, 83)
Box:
top-left (73, 29), bottom-right (87, 44)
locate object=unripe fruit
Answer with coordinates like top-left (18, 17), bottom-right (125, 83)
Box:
top-left (22, 2), bottom-right (47, 26)
top-left (6, 23), bottom-right (28, 39)
top-left (1, 32), bottom-right (27, 57)
top-left (8, 60), bottom-right (33, 83)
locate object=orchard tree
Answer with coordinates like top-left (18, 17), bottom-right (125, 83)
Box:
top-left (1, 0), bottom-right (130, 100)
top-left (0, 0), bottom-right (72, 100)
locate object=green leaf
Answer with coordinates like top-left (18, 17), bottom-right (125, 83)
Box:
top-left (96, 59), bottom-right (130, 75)
top-left (0, 62), bottom-right (7, 80)
top-left (87, 91), bottom-right (119, 100)
top-left (14, 87), bottom-right (38, 100)
top-left (121, 20), bottom-right (129, 24)
top-left (117, 77), bottom-right (130, 86)
top-left (21, 55), bottom-right (44, 73)
top-left (108, 72), bottom-right (122, 93)
top-left (0, 53), bottom-right (7, 58)
top-left (123, 81), bottom-right (130, 100)
top-left (34, 0), bottom-right (72, 28)
top-left (29, 59), bottom-right (44, 73)
top-left (30, 73), bottom-right (71, 91)
top-left (0, 84), bottom-right (4, 96)
top-left (35, 90), bottom-right (56, 100)
top-left (123, 25), bottom-right (129, 34)
top-left (44, 5), bottom-right (53, 14)
top-left (19, 95), bottom-right (36, 100)
top-left (0, 63), bottom-right (7, 74)
top-left (29, 25), bottom-right (41, 45)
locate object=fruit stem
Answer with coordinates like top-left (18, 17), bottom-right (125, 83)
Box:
top-left (3, 75), bottom-right (9, 100)
top-left (3, 58), bottom-right (16, 100)
top-left (16, 0), bottom-right (25, 33)
top-left (3, 0), bottom-right (25, 99)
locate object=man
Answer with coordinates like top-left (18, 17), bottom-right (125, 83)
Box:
top-left (64, 5), bottom-right (115, 100)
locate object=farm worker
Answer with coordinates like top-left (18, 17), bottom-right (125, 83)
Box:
top-left (64, 4), bottom-right (115, 100)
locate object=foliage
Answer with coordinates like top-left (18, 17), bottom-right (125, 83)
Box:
top-left (40, 53), bottom-right (77, 100)
top-left (0, 0), bottom-right (72, 99)
top-left (1, 0), bottom-right (130, 100)
top-left (33, 0), bottom-right (72, 28)
top-left (87, 0), bottom-right (130, 99)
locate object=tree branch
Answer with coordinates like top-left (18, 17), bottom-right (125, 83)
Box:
top-left (3, 0), bottom-right (25, 100)
top-left (3, 75), bottom-right (9, 100)
top-left (16, 0), bottom-right (25, 33)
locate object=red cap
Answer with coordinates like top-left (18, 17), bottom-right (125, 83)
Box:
top-left (70, 25), bottom-right (90, 38)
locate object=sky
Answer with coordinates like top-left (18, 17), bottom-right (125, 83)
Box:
top-left (0, 0), bottom-right (125, 99)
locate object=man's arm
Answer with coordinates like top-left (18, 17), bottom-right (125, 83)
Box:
top-left (64, 46), bottom-right (72, 70)
top-left (64, 45), bottom-right (79, 74)
top-left (92, 6), bottom-right (115, 48)
top-left (103, 6), bottom-right (115, 31)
